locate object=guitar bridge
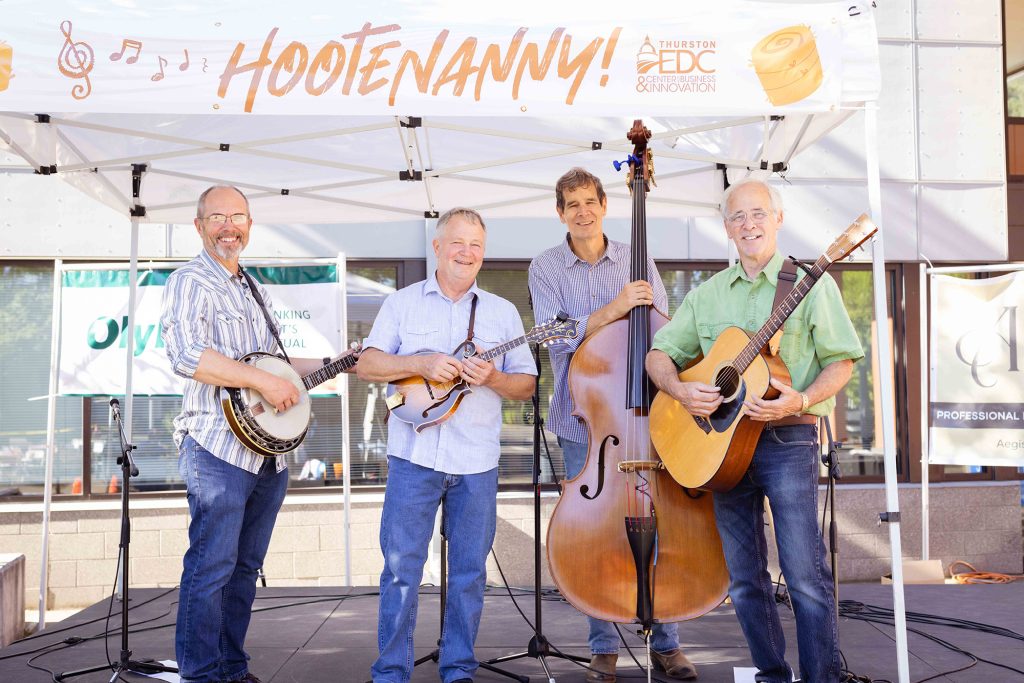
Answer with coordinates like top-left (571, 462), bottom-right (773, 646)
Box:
top-left (693, 415), bottom-right (712, 434)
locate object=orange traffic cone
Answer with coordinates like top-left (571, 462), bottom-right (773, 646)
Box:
top-left (71, 477), bottom-right (82, 494)
top-left (107, 474), bottom-right (119, 494)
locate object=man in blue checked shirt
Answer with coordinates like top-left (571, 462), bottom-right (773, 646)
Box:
top-left (357, 207), bottom-right (536, 683)
top-left (161, 185), bottom-right (348, 683)
top-left (528, 168), bottom-right (697, 682)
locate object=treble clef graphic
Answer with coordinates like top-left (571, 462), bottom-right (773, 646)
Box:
top-left (57, 20), bottom-right (95, 100)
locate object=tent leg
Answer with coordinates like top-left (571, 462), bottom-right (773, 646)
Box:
top-left (865, 104), bottom-right (911, 683)
top-left (37, 258), bottom-right (63, 630)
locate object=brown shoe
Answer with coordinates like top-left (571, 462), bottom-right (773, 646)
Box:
top-left (651, 648), bottom-right (698, 679)
top-left (586, 652), bottom-right (618, 682)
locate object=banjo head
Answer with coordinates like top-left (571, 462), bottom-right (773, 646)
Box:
top-left (239, 353), bottom-right (311, 441)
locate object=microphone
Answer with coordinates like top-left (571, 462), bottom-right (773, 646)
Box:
top-left (110, 397), bottom-right (121, 419)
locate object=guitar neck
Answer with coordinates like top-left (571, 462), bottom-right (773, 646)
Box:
top-left (734, 254), bottom-right (830, 373)
top-left (302, 353), bottom-right (358, 390)
top-left (477, 336), bottom-right (526, 362)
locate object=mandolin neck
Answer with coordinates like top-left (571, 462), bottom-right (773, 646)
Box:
top-left (477, 335), bottom-right (526, 362)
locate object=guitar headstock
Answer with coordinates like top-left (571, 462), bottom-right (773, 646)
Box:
top-left (526, 315), bottom-right (580, 347)
top-left (824, 214), bottom-right (878, 263)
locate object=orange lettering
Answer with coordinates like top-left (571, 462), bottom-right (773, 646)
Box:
top-left (512, 28), bottom-right (563, 100)
top-left (557, 33), bottom-right (602, 105)
top-left (306, 41), bottom-right (346, 95)
top-left (218, 28), bottom-right (278, 113)
top-left (474, 28), bottom-right (527, 100)
top-left (341, 22), bottom-right (401, 95)
top-left (390, 31), bottom-right (448, 106)
top-left (432, 37), bottom-right (478, 96)
top-left (268, 41), bottom-right (309, 96)
top-left (358, 40), bottom-right (400, 95)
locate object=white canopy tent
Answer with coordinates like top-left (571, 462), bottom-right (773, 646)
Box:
top-left (1, 1), bottom-right (909, 679)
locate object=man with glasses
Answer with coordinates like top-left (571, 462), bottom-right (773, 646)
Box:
top-left (161, 185), bottom-right (345, 683)
top-left (528, 167), bottom-right (697, 682)
top-left (646, 179), bottom-right (864, 683)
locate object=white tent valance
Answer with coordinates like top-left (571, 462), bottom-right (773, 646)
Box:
top-left (1, 0), bottom-right (879, 224)
top-left (3, 0), bottom-right (878, 116)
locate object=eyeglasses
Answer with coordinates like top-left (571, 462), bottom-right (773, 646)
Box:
top-left (726, 210), bottom-right (771, 226)
top-left (202, 213), bottom-right (249, 227)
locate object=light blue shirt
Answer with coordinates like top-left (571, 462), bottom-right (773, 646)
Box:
top-left (161, 249), bottom-right (286, 474)
top-left (363, 274), bottom-right (536, 475)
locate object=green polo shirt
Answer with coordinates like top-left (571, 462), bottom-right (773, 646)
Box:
top-left (650, 251), bottom-right (864, 416)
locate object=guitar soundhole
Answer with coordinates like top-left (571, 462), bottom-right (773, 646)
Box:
top-left (715, 365), bottom-right (741, 402)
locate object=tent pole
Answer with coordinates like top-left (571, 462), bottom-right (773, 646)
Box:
top-left (38, 258), bottom-right (63, 630)
top-left (920, 263), bottom-right (930, 560)
top-left (115, 168), bottom-right (145, 600)
top-left (865, 104), bottom-right (911, 683)
top-left (338, 252), bottom-right (352, 586)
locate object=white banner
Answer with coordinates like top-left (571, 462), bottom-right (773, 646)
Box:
top-left (58, 263), bottom-right (344, 396)
top-left (929, 272), bottom-right (1024, 467)
top-left (0, 0), bottom-right (879, 115)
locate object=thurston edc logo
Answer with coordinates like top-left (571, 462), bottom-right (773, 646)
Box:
top-left (635, 35), bottom-right (716, 94)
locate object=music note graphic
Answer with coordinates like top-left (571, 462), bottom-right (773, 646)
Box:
top-left (109, 38), bottom-right (142, 64)
top-left (57, 20), bottom-right (94, 100)
top-left (179, 49), bottom-right (190, 71)
top-left (151, 56), bottom-right (167, 82)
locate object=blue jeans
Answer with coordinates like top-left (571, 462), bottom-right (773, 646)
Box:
top-left (557, 437), bottom-right (680, 654)
top-left (372, 456), bottom-right (498, 683)
top-left (175, 436), bottom-right (288, 683)
top-left (713, 425), bottom-right (839, 683)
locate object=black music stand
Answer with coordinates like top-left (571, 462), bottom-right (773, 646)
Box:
top-left (56, 398), bottom-right (178, 682)
top-left (414, 504), bottom-right (528, 683)
top-left (483, 343), bottom-right (588, 681)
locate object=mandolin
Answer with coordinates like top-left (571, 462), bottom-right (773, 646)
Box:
top-left (385, 315), bottom-right (578, 432)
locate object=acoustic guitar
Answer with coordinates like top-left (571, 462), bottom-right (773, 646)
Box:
top-left (650, 214), bottom-right (877, 492)
top-left (385, 315), bottom-right (578, 432)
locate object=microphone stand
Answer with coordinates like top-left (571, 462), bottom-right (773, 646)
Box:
top-left (56, 398), bottom-right (177, 682)
top-left (821, 416), bottom-right (842, 626)
top-left (483, 342), bottom-right (587, 682)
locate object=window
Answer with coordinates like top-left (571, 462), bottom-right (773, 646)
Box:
top-left (0, 264), bottom-right (83, 495)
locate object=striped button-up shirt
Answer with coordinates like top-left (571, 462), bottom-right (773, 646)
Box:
top-left (528, 235), bottom-right (667, 444)
top-left (161, 249), bottom-right (285, 474)
top-left (363, 275), bottom-right (537, 475)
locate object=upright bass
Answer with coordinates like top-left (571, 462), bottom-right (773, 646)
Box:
top-left (546, 121), bottom-right (729, 629)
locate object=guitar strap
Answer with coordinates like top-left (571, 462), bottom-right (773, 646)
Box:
top-left (239, 266), bottom-right (292, 364)
top-left (766, 257), bottom-right (799, 356)
top-left (452, 293), bottom-right (479, 358)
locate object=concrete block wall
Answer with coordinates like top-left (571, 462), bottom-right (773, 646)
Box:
top-left (0, 483), bottom-right (1019, 610)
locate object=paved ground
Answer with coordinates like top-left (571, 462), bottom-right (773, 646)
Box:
top-left (1, 582), bottom-right (1022, 682)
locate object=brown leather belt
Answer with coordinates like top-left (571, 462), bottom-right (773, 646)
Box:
top-left (766, 414), bottom-right (818, 428)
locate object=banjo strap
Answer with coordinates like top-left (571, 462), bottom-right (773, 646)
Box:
top-left (240, 265), bottom-right (292, 364)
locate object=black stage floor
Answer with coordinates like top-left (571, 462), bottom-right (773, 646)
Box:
top-left (2, 583), bottom-right (1022, 682)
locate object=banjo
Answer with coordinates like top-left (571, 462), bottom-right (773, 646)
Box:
top-left (220, 350), bottom-right (359, 457)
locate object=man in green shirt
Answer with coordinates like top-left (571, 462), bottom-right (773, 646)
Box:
top-left (646, 179), bottom-right (863, 683)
